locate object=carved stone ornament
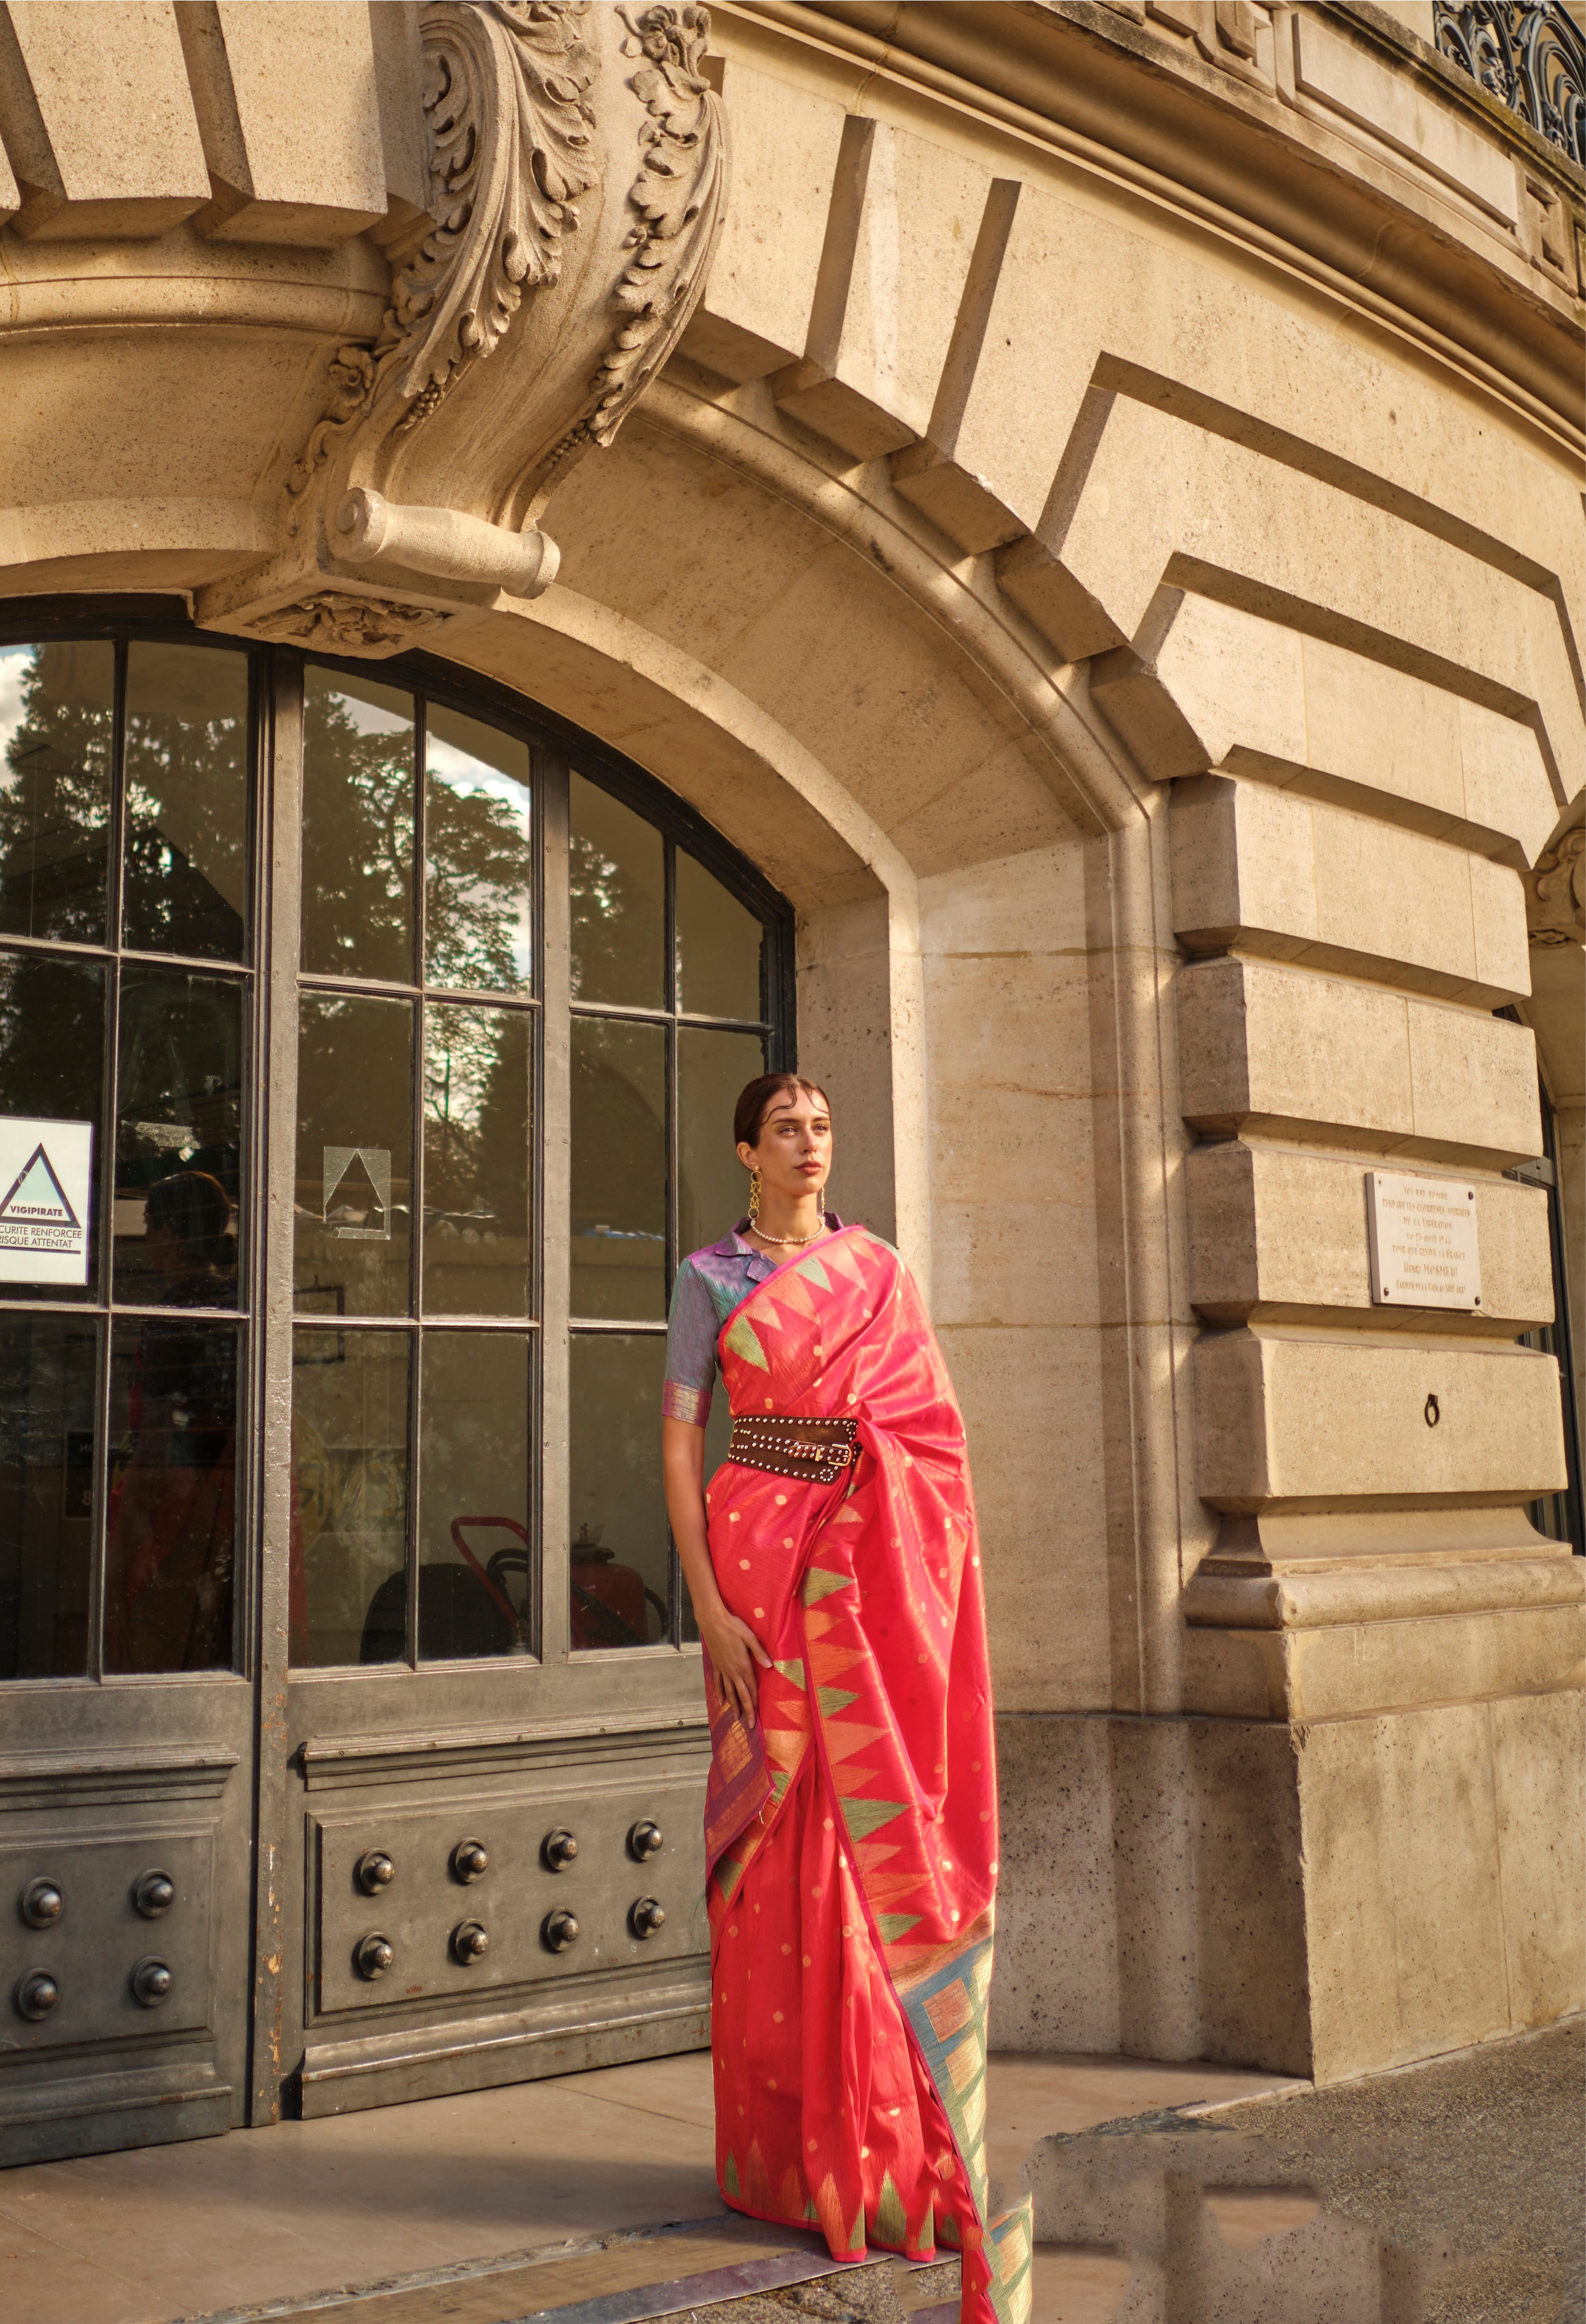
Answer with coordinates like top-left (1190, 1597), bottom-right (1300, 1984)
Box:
top-left (1527, 793), bottom-right (1586, 946)
top-left (240, 593), bottom-right (453, 653)
top-left (196, 2), bottom-right (726, 657)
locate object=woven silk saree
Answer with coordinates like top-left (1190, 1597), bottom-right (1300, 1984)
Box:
top-left (701, 1225), bottom-right (1032, 2324)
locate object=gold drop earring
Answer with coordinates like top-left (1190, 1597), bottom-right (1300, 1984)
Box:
top-left (748, 1166), bottom-right (762, 1229)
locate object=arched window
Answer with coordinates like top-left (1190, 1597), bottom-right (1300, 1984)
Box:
top-left (0, 610), bottom-right (794, 1684)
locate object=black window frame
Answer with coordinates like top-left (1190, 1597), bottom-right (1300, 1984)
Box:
top-left (0, 598), bottom-right (796, 1686)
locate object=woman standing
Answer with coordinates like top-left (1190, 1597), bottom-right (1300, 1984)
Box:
top-left (662, 1075), bottom-right (1031, 2324)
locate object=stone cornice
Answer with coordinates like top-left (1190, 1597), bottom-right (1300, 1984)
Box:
top-left (728, 0), bottom-right (1585, 446)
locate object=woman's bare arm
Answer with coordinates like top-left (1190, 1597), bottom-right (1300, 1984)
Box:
top-left (662, 1416), bottom-right (769, 1721)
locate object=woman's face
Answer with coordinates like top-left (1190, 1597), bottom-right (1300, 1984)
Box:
top-left (738, 1087), bottom-right (832, 1201)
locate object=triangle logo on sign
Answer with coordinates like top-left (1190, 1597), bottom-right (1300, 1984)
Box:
top-left (0, 1144), bottom-right (79, 1228)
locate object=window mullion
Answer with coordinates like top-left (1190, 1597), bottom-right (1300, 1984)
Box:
top-left (538, 749), bottom-right (572, 1665)
top-left (88, 646), bottom-right (129, 1682)
top-left (248, 645), bottom-right (305, 2128)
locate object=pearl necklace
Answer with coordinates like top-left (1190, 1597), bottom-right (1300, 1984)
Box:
top-left (749, 1221), bottom-right (827, 1247)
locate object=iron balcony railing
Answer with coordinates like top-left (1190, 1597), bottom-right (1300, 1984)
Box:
top-left (1433, 1), bottom-right (1586, 165)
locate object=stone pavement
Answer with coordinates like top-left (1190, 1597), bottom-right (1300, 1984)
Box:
top-left (0, 2051), bottom-right (1288, 2324)
top-left (1, 2030), bottom-right (1575, 2322)
top-left (1028, 2018), bottom-right (1584, 2323)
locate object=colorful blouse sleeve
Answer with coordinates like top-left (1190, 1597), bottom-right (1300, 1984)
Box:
top-left (663, 1257), bottom-right (719, 1426)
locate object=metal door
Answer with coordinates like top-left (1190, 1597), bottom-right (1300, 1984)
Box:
top-left (255, 648), bottom-right (792, 2123)
top-left (0, 612), bottom-right (794, 2156)
top-left (0, 616), bottom-right (261, 2162)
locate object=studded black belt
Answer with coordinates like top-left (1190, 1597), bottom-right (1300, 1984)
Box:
top-left (727, 1414), bottom-right (858, 1485)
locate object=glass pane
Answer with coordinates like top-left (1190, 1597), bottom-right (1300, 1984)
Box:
top-left (0, 640), bottom-right (114, 944)
top-left (570, 773), bottom-right (663, 1009)
top-left (104, 1316), bottom-right (238, 1673)
top-left (569, 1333), bottom-right (669, 1649)
top-left (301, 671), bottom-right (415, 983)
top-left (123, 643), bottom-right (249, 961)
top-left (423, 1003), bottom-right (532, 1317)
top-left (295, 994), bottom-right (413, 1317)
top-left (114, 970), bottom-right (243, 1309)
top-left (0, 1314), bottom-right (96, 1677)
top-left (0, 952), bottom-right (104, 1303)
top-left (570, 1017), bottom-right (665, 1320)
top-left (425, 708), bottom-right (532, 994)
top-left (418, 1331), bottom-right (531, 1660)
top-left (678, 1026), bottom-right (765, 1261)
top-left (291, 1326), bottom-right (409, 1668)
top-left (675, 851), bottom-right (763, 1022)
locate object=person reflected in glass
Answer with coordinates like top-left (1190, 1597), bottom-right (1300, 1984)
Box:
top-left (660, 1077), bottom-right (1027, 2317)
top-left (105, 1172), bottom-right (238, 1672)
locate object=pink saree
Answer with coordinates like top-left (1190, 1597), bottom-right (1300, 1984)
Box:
top-left (701, 1225), bottom-right (1032, 2324)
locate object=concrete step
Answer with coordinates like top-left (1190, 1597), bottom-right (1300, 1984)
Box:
top-left (184, 2226), bottom-right (959, 2324)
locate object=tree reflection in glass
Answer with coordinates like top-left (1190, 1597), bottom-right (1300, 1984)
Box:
top-left (570, 1017), bottom-right (666, 1320)
top-left (675, 848), bottom-right (763, 1022)
top-left (301, 673), bottom-right (415, 985)
top-left (0, 641), bottom-right (114, 944)
top-left (425, 709), bottom-right (532, 994)
top-left (570, 773), bottom-right (663, 1009)
top-left (123, 643), bottom-right (249, 961)
top-left (423, 1002), bottom-right (532, 1316)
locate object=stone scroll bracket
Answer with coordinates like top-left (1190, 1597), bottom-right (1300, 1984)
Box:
top-left (193, 2), bottom-right (726, 658)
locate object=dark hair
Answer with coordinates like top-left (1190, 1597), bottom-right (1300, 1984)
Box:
top-left (733, 1073), bottom-right (830, 1150)
top-left (146, 1171), bottom-right (235, 1268)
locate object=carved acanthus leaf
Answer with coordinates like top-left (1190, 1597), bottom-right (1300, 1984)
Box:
top-left (285, 345), bottom-right (376, 534)
top-left (532, 2), bottom-right (723, 493)
top-left (601, 6), bottom-right (724, 436)
top-left (1529, 808), bottom-right (1585, 945)
top-left (380, 0), bottom-right (599, 428)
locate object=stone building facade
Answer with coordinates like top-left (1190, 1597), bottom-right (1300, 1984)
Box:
top-left (0, 0), bottom-right (1579, 2164)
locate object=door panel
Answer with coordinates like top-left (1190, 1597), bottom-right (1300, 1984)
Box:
top-left (0, 628), bottom-right (259, 2165)
top-left (0, 1715), bottom-right (250, 2163)
top-left (291, 1707), bottom-right (712, 2116)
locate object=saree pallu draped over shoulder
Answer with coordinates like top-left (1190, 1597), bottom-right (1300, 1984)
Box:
top-left (700, 1225), bottom-right (1032, 2324)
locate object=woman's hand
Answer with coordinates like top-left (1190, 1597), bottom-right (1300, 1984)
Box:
top-left (699, 1606), bottom-right (771, 1723)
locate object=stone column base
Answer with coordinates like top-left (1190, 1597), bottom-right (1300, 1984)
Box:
top-left (992, 1690), bottom-right (1584, 2082)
